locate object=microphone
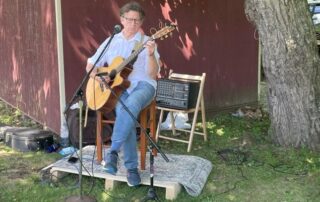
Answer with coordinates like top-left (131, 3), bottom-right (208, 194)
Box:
top-left (113, 24), bottom-right (122, 34)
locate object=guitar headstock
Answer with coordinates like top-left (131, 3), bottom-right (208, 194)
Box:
top-left (151, 24), bottom-right (176, 40)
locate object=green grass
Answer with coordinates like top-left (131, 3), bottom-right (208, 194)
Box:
top-left (0, 99), bottom-right (320, 201)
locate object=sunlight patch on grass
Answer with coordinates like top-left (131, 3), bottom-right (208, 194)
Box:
top-left (0, 146), bottom-right (17, 156)
top-left (101, 193), bottom-right (111, 201)
top-left (206, 182), bottom-right (217, 192)
top-left (24, 153), bottom-right (38, 158)
top-left (0, 152), bottom-right (14, 157)
top-left (14, 109), bottom-right (22, 117)
top-left (0, 115), bottom-right (14, 124)
top-left (227, 194), bottom-right (236, 200)
top-left (16, 178), bottom-right (30, 185)
top-left (206, 122), bottom-right (217, 129)
top-left (216, 128), bottom-right (225, 136)
top-left (306, 158), bottom-right (314, 164)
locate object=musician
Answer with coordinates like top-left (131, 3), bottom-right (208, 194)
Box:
top-left (86, 1), bottom-right (160, 187)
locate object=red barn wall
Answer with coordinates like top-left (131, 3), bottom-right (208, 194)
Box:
top-left (0, 0), bottom-right (60, 132)
top-left (61, 0), bottom-right (258, 114)
top-left (0, 0), bottom-right (258, 134)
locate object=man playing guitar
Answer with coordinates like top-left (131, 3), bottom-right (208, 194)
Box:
top-left (85, 1), bottom-right (160, 187)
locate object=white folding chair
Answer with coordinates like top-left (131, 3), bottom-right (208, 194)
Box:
top-left (156, 72), bottom-right (207, 152)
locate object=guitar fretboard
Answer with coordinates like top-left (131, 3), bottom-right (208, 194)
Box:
top-left (116, 38), bottom-right (152, 72)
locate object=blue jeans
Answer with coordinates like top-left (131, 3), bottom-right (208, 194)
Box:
top-left (110, 81), bottom-right (155, 169)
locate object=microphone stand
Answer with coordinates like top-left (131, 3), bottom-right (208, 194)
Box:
top-left (64, 28), bottom-right (119, 114)
top-left (98, 77), bottom-right (169, 201)
top-left (64, 26), bottom-right (121, 202)
top-left (142, 130), bottom-right (161, 202)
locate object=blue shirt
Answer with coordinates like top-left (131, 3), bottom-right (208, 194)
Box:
top-left (88, 32), bottom-right (160, 93)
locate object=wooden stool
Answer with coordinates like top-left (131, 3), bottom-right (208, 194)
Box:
top-left (96, 100), bottom-right (156, 170)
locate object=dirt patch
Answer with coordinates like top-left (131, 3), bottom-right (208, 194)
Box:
top-left (5, 168), bottom-right (31, 179)
top-left (0, 155), bottom-right (31, 179)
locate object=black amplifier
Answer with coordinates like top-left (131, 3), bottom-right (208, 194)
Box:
top-left (156, 79), bottom-right (200, 110)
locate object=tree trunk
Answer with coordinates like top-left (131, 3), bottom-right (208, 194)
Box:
top-left (245, 0), bottom-right (320, 150)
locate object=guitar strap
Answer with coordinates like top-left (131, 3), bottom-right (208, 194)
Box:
top-left (129, 34), bottom-right (144, 65)
top-left (133, 34), bottom-right (144, 52)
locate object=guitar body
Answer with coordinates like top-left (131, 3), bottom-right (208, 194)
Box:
top-left (85, 56), bottom-right (131, 112)
top-left (85, 24), bottom-right (176, 112)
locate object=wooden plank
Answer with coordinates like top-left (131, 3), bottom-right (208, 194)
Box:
top-left (50, 166), bottom-right (181, 200)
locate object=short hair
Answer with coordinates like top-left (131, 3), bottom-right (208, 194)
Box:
top-left (120, 1), bottom-right (145, 20)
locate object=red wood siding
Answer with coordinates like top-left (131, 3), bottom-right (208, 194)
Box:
top-left (0, 0), bottom-right (60, 132)
top-left (0, 0), bottom-right (258, 134)
top-left (62, 0), bottom-right (258, 114)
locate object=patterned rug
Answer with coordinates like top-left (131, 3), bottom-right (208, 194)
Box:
top-left (47, 145), bottom-right (212, 197)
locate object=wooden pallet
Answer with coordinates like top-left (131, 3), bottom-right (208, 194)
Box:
top-left (50, 166), bottom-right (181, 200)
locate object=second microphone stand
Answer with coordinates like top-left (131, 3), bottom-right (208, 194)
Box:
top-left (142, 129), bottom-right (160, 202)
top-left (98, 77), bottom-right (169, 201)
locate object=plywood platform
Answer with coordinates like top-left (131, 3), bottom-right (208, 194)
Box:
top-left (48, 146), bottom-right (181, 200)
top-left (45, 145), bottom-right (212, 199)
top-left (50, 166), bottom-right (181, 200)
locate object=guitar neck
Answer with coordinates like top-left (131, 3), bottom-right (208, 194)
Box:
top-left (111, 24), bottom-right (176, 74)
top-left (116, 38), bottom-right (151, 72)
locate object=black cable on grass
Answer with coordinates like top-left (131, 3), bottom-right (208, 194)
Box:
top-left (217, 147), bottom-right (249, 166)
top-left (217, 147), bottom-right (308, 176)
top-left (268, 163), bottom-right (308, 176)
top-left (212, 147), bottom-right (249, 196)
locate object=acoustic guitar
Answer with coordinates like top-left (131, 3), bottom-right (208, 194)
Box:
top-left (85, 25), bottom-right (176, 112)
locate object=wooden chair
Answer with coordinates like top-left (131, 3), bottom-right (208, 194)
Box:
top-left (95, 100), bottom-right (156, 170)
top-left (156, 72), bottom-right (208, 152)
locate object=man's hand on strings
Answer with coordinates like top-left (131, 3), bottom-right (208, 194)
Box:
top-left (97, 75), bottom-right (111, 84)
top-left (145, 40), bottom-right (156, 56)
top-left (90, 71), bottom-right (111, 84)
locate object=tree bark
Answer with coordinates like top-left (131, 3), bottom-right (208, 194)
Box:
top-left (245, 0), bottom-right (320, 150)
